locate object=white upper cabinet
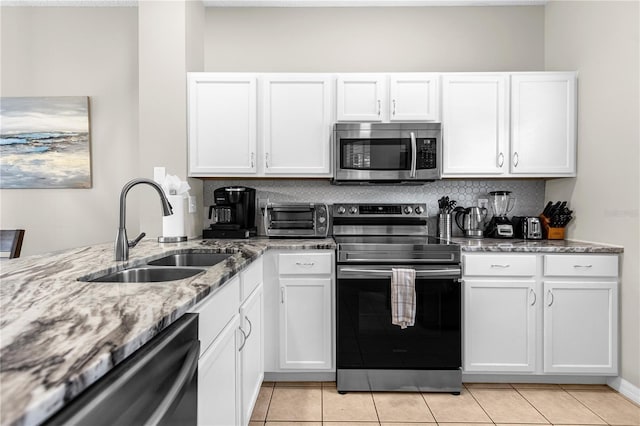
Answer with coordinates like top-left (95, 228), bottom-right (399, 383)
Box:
top-left (441, 73), bottom-right (509, 176)
top-left (510, 72), bottom-right (577, 176)
top-left (261, 75), bottom-right (333, 176)
top-left (188, 73), bottom-right (257, 176)
top-left (389, 73), bottom-right (439, 121)
top-left (336, 74), bottom-right (386, 121)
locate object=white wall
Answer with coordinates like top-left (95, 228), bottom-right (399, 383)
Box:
top-left (0, 7), bottom-right (139, 256)
top-left (205, 6), bottom-right (545, 71)
top-left (545, 1), bottom-right (640, 389)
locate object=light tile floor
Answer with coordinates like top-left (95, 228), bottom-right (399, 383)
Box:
top-left (250, 382), bottom-right (640, 426)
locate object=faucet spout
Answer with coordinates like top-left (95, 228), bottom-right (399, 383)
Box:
top-left (115, 178), bottom-right (173, 261)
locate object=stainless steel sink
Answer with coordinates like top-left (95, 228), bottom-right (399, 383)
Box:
top-left (146, 252), bottom-right (233, 267)
top-left (88, 267), bottom-right (205, 283)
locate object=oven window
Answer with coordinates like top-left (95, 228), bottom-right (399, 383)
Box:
top-left (340, 139), bottom-right (410, 170)
top-left (269, 210), bottom-right (314, 229)
top-left (337, 277), bottom-right (461, 369)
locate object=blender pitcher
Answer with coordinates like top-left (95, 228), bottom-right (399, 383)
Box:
top-left (489, 191), bottom-right (516, 217)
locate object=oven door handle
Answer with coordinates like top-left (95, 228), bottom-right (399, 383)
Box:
top-left (410, 131), bottom-right (417, 178)
top-left (338, 267), bottom-right (461, 279)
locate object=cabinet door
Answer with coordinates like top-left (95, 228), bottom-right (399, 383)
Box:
top-left (279, 277), bottom-right (332, 369)
top-left (240, 285), bottom-right (264, 426)
top-left (389, 73), bottom-right (439, 121)
top-left (262, 75), bottom-right (332, 176)
top-left (510, 72), bottom-right (577, 176)
top-left (188, 74), bottom-right (257, 176)
top-left (464, 279), bottom-right (537, 372)
top-left (441, 74), bottom-right (509, 176)
top-left (336, 74), bottom-right (386, 121)
top-left (198, 314), bottom-right (241, 426)
top-left (543, 281), bottom-right (618, 374)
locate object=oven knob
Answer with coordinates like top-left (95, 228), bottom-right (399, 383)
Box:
top-left (415, 206), bottom-right (424, 214)
top-left (349, 206), bottom-right (358, 214)
top-left (337, 206), bottom-right (346, 214)
top-left (404, 206), bottom-right (413, 215)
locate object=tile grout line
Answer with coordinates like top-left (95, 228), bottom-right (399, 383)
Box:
top-left (419, 389), bottom-right (438, 423)
top-left (464, 383), bottom-right (498, 425)
top-left (511, 385), bottom-right (556, 425)
top-left (563, 388), bottom-right (611, 425)
top-left (369, 388), bottom-right (382, 425)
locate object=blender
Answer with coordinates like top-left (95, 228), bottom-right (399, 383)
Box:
top-left (486, 191), bottom-right (516, 238)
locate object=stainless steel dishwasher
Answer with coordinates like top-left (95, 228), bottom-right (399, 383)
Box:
top-left (44, 313), bottom-right (199, 426)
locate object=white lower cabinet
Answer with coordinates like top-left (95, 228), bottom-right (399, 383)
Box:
top-left (463, 253), bottom-right (619, 377)
top-left (190, 258), bottom-right (264, 426)
top-left (264, 250), bottom-right (335, 374)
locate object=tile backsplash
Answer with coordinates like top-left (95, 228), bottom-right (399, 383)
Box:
top-left (203, 179), bottom-right (545, 236)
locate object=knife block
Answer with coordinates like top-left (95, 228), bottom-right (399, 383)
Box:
top-left (540, 215), bottom-right (565, 240)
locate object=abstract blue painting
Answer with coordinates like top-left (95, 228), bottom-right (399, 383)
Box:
top-left (0, 96), bottom-right (92, 189)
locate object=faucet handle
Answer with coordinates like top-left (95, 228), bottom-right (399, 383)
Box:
top-left (129, 232), bottom-right (146, 248)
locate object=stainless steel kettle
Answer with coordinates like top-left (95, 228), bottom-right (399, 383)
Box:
top-left (454, 206), bottom-right (488, 238)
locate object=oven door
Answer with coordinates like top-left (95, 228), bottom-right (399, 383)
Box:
top-left (336, 264), bottom-right (461, 370)
top-left (334, 128), bottom-right (439, 182)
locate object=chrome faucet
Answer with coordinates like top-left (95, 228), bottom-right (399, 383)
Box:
top-left (115, 178), bottom-right (173, 261)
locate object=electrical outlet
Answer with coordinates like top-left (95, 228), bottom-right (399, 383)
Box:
top-left (188, 195), bottom-right (197, 213)
top-left (478, 198), bottom-right (489, 209)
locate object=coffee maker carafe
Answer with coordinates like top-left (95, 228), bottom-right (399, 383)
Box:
top-left (203, 186), bottom-right (257, 239)
top-left (486, 190), bottom-right (516, 238)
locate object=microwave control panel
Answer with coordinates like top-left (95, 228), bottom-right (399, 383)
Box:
top-left (417, 138), bottom-right (437, 170)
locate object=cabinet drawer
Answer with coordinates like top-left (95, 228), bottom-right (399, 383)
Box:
top-left (463, 254), bottom-right (537, 276)
top-left (544, 255), bottom-right (618, 277)
top-left (190, 275), bottom-right (240, 355)
top-left (279, 252), bottom-right (332, 275)
top-left (241, 257), bottom-right (263, 301)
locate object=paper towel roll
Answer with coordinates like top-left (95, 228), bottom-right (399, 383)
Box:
top-left (163, 195), bottom-right (186, 238)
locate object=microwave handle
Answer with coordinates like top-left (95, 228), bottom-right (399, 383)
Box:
top-left (410, 132), bottom-right (417, 178)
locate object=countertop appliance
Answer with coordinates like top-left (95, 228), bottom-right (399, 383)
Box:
top-left (333, 122), bottom-right (441, 184)
top-left (44, 314), bottom-right (199, 426)
top-left (454, 206), bottom-right (487, 238)
top-left (262, 202), bottom-right (329, 238)
top-left (512, 216), bottom-right (543, 240)
top-left (204, 186), bottom-right (257, 239)
top-left (333, 203), bottom-right (462, 394)
top-left (485, 190), bottom-right (516, 238)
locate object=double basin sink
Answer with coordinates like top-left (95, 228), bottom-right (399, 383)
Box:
top-left (83, 252), bottom-right (234, 283)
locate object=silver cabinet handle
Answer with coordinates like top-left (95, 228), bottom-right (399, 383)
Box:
top-left (490, 264), bottom-right (510, 268)
top-left (250, 152), bottom-right (255, 168)
top-left (245, 315), bottom-right (252, 339)
top-left (513, 152), bottom-right (519, 167)
top-left (574, 264), bottom-right (593, 268)
top-left (530, 288), bottom-right (536, 306)
top-left (265, 152), bottom-right (270, 168)
top-left (547, 289), bottom-right (554, 307)
top-left (410, 131), bottom-right (417, 178)
top-left (498, 152), bottom-right (504, 168)
top-left (280, 287), bottom-right (285, 304)
top-left (295, 261), bottom-right (315, 267)
top-left (377, 99), bottom-right (381, 117)
top-left (238, 327), bottom-right (248, 351)
top-left (392, 99), bottom-right (397, 116)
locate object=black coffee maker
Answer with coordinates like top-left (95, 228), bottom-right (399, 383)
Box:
top-left (203, 186), bottom-right (257, 239)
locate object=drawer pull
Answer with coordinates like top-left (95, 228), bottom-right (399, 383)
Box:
top-left (573, 264), bottom-right (593, 268)
top-left (238, 327), bottom-right (248, 351)
top-left (245, 315), bottom-right (253, 339)
top-left (530, 288), bottom-right (537, 306)
top-left (490, 264), bottom-right (510, 268)
top-left (547, 289), bottom-right (554, 307)
top-left (280, 287), bottom-right (285, 304)
top-left (296, 261), bottom-right (315, 267)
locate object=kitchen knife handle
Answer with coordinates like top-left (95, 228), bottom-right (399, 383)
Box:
top-left (498, 152), bottom-right (504, 168)
top-left (513, 152), bottom-right (519, 167)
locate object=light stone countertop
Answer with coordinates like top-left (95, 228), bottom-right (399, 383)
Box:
top-left (0, 237), bottom-right (335, 426)
top-left (0, 235), bottom-right (621, 426)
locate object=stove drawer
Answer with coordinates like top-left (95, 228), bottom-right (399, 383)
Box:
top-left (463, 254), bottom-right (537, 276)
top-left (279, 252), bottom-right (332, 275)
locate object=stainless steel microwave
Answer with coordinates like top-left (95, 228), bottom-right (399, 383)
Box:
top-left (333, 122), bottom-right (441, 184)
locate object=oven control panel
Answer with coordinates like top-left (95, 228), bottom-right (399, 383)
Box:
top-left (333, 203), bottom-right (427, 217)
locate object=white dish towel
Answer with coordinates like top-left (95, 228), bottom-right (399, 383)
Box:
top-left (391, 268), bottom-right (417, 329)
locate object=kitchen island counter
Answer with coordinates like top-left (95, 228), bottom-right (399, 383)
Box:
top-left (0, 237), bottom-right (335, 426)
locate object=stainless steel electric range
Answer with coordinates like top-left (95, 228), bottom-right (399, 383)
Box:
top-left (333, 203), bottom-right (462, 394)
